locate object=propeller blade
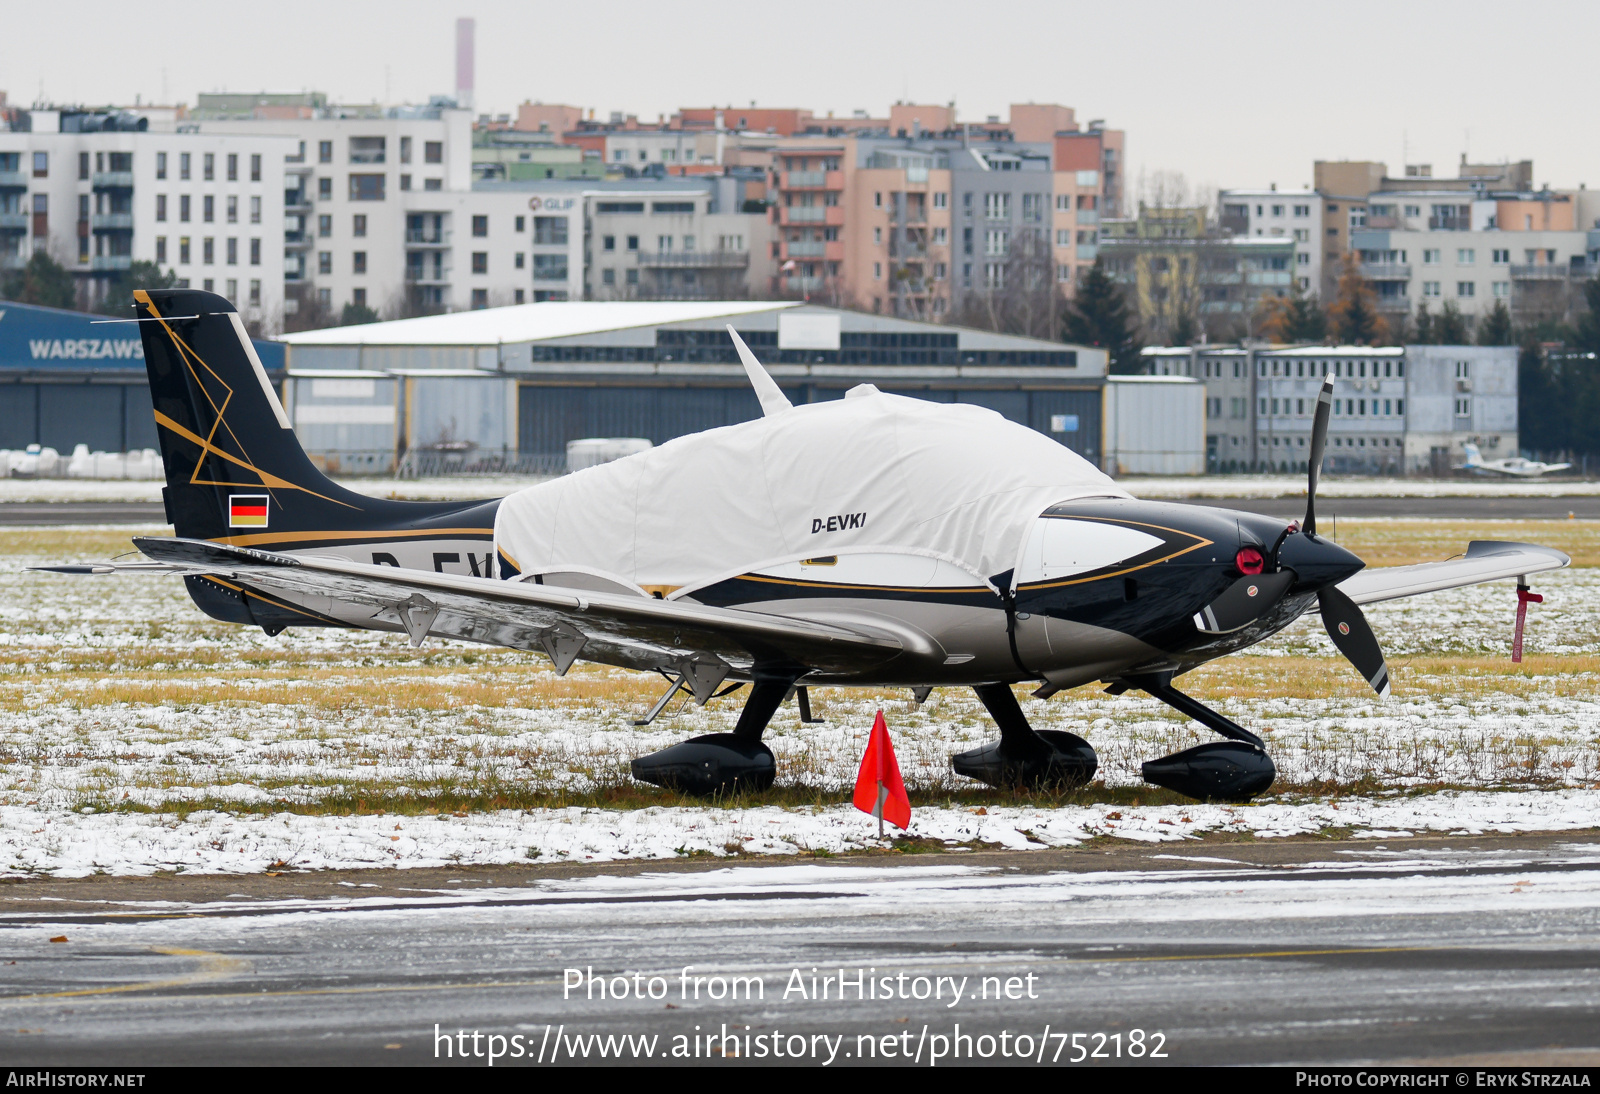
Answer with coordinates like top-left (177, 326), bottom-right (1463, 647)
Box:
top-left (1318, 583), bottom-right (1391, 696)
top-left (1193, 570), bottom-right (1295, 634)
top-left (1304, 375), bottom-right (1334, 537)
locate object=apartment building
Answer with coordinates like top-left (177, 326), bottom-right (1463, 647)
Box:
top-left (1143, 343), bottom-right (1516, 474)
top-left (1218, 187), bottom-right (1321, 293)
top-left (1099, 206), bottom-right (1296, 343)
top-left (0, 109), bottom-right (289, 326)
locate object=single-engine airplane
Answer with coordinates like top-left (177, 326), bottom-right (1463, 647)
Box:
top-left (1456, 442), bottom-right (1572, 478)
top-left (37, 290), bottom-right (1570, 802)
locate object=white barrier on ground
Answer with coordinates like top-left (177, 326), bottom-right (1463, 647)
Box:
top-left (2, 444), bottom-right (163, 480)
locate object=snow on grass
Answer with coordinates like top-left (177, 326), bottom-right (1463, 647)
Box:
top-left (2, 523), bottom-right (1596, 878)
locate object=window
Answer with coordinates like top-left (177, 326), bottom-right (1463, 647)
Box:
top-left (179, 195), bottom-right (191, 222)
top-left (318, 214), bottom-right (331, 237)
top-left (424, 141), bottom-right (443, 164)
top-left (602, 269), bottom-right (615, 286)
top-left (472, 215), bottom-right (488, 237)
top-left (250, 196), bottom-right (261, 224)
top-left (533, 216), bottom-right (566, 245)
top-left (873, 261), bottom-right (882, 280)
top-left (1423, 281), bottom-right (1440, 297)
top-left (203, 279), bottom-right (214, 292)
top-left (250, 154), bottom-right (261, 182)
top-left (533, 253), bottom-right (567, 280)
top-left (226, 278), bottom-right (237, 300)
top-left (934, 227), bottom-right (947, 245)
top-left (156, 152), bottom-right (167, 180)
top-left (318, 288), bottom-right (331, 308)
top-left (874, 192), bottom-right (883, 208)
top-left (933, 192), bottom-right (947, 209)
top-left (1423, 248), bottom-right (1440, 264)
top-left (1293, 204), bottom-right (1309, 217)
top-left (1294, 228), bottom-right (1309, 242)
top-left (353, 214), bottom-right (367, 237)
top-left (471, 252), bottom-right (487, 274)
top-left (514, 252), bottom-right (525, 269)
top-left (318, 141), bottom-right (333, 164)
top-left (1056, 263), bottom-right (1070, 282)
top-left (352, 288), bottom-right (367, 307)
top-left (1458, 248), bottom-right (1475, 264)
top-left (399, 175), bottom-right (411, 191)
top-left (936, 262), bottom-right (948, 280)
top-left (318, 252), bottom-right (331, 275)
top-left (179, 152), bottom-right (190, 180)
top-left (471, 289), bottom-right (488, 309)
top-left (1455, 360), bottom-right (1470, 379)
top-left (155, 237), bottom-right (167, 263)
top-left (514, 215), bottom-right (525, 232)
top-left (249, 238), bottom-right (260, 265)
top-left (203, 237), bottom-right (214, 264)
top-left (657, 235), bottom-right (672, 252)
top-left (249, 279), bottom-right (261, 306)
top-left (1493, 281), bottom-right (1509, 298)
top-left (1455, 397), bottom-right (1471, 416)
top-left (984, 192), bottom-right (1010, 219)
top-left (318, 177), bottom-right (332, 200)
top-left (353, 251), bottom-right (367, 274)
top-left (348, 174), bottom-right (385, 201)
top-left (1492, 248), bottom-right (1509, 264)
top-left (203, 195), bottom-right (214, 223)
top-left (514, 289), bottom-right (525, 304)
top-left (203, 153), bottom-right (215, 181)
top-left (226, 153), bottom-right (238, 181)
top-left (226, 195), bottom-right (238, 223)
top-left (985, 229), bottom-right (1008, 256)
top-left (226, 237), bottom-right (238, 265)
top-left (349, 137), bottom-right (386, 164)
top-left (873, 227), bottom-right (882, 246)
top-left (1457, 281), bottom-right (1476, 297)
top-left (626, 235), bottom-right (638, 251)
top-left (179, 237), bottom-right (191, 264)
top-left (602, 235), bottom-right (615, 252)
top-left (156, 195), bottom-right (167, 222)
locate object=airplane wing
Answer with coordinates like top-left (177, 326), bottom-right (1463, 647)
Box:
top-left (1333, 540), bottom-right (1570, 607)
top-left (35, 537), bottom-right (904, 691)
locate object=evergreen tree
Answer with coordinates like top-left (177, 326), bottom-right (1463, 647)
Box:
top-left (1062, 259), bottom-right (1144, 373)
top-left (1476, 299), bottom-right (1514, 346)
top-left (1413, 301), bottom-right (1434, 345)
top-left (340, 301), bottom-right (380, 326)
top-left (1572, 278), bottom-right (1600, 355)
top-left (0, 250), bottom-right (77, 310)
top-left (1326, 256), bottom-right (1389, 345)
top-left (1434, 300), bottom-right (1470, 344)
top-left (95, 261), bottom-right (179, 316)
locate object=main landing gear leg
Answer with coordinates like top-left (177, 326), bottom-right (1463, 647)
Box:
top-left (952, 683), bottom-right (1098, 791)
top-left (630, 677), bottom-right (790, 796)
top-left (1122, 672), bottom-right (1276, 802)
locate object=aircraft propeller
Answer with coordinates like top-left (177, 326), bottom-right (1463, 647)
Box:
top-left (1192, 376), bottom-right (1391, 696)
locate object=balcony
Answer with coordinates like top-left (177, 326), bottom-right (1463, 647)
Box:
top-left (1, 251), bottom-right (26, 270)
top-left (779, 205), bottom-right (844, 227)
top-left (284, 230), bottom-right (312, 250)
top-left (1510, 263), bottom-right (1582, 280)
top-left (1359, 263), bottom-right (1411, 280)
top-left (284, 191), bottom-right (311, 212)
top-left (1076, 209), bottom-right (1099, 226)
top-left (91, 254), bottom-right (133, 271)
top-left (1075, 243), bottom-right (1099, 261)
top-left (0, 170), bottom-right (26, 190)
top-left (91, 171), bottom-right (134, 190)
top-left (785, 241), bottom-right (826, 258)
top-left (784, 170), bottom-right (843, 190)
top-left (783, 275), bottom-right (824, 292)
top-left (637, 250), bottom-right (749, 268)
top-left (1426, 216), bottom-right (1469, 231)
top-left (404, 265), bottom-right (451, 285)
top-left (404, 228), bottom-right (451, 246)
top-left (90, 213), bottom-right (134, 231)
top-left (0, 212), bottom-right (27, 232)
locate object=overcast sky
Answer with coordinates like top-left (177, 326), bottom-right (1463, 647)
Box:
top-left (4, 0), bottom-right (1597, 196)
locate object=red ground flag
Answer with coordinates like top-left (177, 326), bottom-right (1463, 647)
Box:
top-left (853, 709), bottom-right (911, 836)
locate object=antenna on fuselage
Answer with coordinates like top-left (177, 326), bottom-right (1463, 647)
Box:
top-left (727, 324), bottom-right (793, 417)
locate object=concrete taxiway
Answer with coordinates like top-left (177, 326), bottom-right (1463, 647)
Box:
top-left (1, 832), bottom-right (1597, 1066)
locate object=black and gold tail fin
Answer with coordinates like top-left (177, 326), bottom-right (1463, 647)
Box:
top-left (134, 287), bottom-right (383, 542)
top-left (134, 290), bottom-right (501, 632)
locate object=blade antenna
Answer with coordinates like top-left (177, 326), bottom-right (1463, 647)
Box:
top-left (1304, 374), bottom-right (1333, 537)
top-left (727, 324), bottom-right (793, 417)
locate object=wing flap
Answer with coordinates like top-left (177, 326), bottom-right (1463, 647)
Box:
top-left (1334, 540), bottom-right (1570, 607)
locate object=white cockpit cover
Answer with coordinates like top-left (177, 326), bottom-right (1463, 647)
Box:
top-left (495, 388), bottom-right (1130, 592)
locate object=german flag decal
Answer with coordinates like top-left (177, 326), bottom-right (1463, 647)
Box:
top-left (228, 494), bottom-right (270, 528)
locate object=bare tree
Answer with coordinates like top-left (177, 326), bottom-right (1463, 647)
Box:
top-left (949, 228), bottom-right (1060, 340)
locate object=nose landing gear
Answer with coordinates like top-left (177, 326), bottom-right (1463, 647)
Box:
top-left (1119, 673), bottom-right (1276, 802)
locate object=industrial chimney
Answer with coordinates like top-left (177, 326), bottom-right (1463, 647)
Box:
top-left (455, 18), bottom-right (475, 111)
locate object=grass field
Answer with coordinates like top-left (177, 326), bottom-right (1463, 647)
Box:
top-left (2, 520), bottom-right (1595, 827)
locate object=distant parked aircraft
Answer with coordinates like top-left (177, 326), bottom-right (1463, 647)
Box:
top-left (1457, 442), bottom-right (1572, 478)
